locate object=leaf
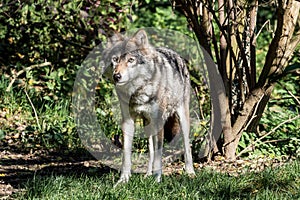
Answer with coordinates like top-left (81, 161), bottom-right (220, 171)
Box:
top-left (43, 96), bottom-right (52, 101)
top-left (58, 68), bottom-right (66, 77)
top-left (0, 130), bottom-right (5, 140)
top-left (46, 81), bottom-right (55, 90)
top-left (270, 62), bottom-right (300, 82)
top-left (283, 62), bottom-right (300, 74)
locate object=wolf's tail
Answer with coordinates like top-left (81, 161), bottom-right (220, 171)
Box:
top-left (164, 114), bottom-right (181, 143)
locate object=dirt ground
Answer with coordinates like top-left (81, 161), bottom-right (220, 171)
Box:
top-left (0, 149), bottom-right (294, 199)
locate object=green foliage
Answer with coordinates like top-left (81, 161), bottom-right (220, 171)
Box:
top-left (0, 75), bottom-right (79, 150)
top-left (238, 73), bottom-right (300, 158)
top-left (0, 0), bottom-right (134, 150)
top-left (129, 0), bottom-right (190, 35)
top-left (0, 0), bottom-right (133, 96)
top-left (95, 79), bottom-right (122, 144)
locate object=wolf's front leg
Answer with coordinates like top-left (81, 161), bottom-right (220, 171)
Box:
top-left (145, 136), bottom-right (154, 177)
top-left (115, 119), bottom-right (134, 187)
top-left (152, 128), bottom-right (164, 182)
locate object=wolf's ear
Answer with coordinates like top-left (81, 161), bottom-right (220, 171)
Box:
top-left (132, 30), bottom-right (148, 47)
top-left (107, 33), bottom-right (124, 48)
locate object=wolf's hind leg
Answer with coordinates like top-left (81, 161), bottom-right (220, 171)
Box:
top-left (177, 105), bottom-right (195, 175)
top-left (152, 128), bottom-right (164, 182)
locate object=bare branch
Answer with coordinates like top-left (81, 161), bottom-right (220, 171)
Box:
top-left (174, 0), bottom-right (212, 54)
top-left (249, 0), bottom-right (258, 90)
top-left (6, 62), bottom-right (52, 92)
top-left (24, 87), bottom-right (41, 130)
top-left (255, 20), bottom-right (271, 40)
top-left (237, 115), bottom-right (300, 157)
top-left (257, 0), bottom-right (300, 87)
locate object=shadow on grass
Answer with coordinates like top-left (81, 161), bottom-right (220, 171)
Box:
top-left (1, 148), bottom-right (299, 199)
top-left (0, 148), bottom-right (116, 196)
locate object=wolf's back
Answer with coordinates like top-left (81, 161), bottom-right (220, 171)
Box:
top-left (155, 47), bottom-right (191, 143)
top-left (156, 47), bottom-right (190, 84)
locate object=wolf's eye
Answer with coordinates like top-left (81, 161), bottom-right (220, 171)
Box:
top-left (127, 57), bottom-right (135, 63)
top-left (112, 56), bottom-right (119, 63)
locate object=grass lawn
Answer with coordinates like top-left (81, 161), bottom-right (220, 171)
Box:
top-left (13, 159), bottom-right (300, 200)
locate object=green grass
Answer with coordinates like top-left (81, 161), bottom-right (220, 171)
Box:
top-left (14, 160), bottom-right (300, 200)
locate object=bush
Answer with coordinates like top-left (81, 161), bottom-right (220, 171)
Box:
top-left (0, 0), bottom-right (134, 150)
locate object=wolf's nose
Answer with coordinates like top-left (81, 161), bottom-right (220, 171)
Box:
top-left (113, 73), bottom-right (122, 82)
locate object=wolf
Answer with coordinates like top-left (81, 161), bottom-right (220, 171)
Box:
top-left (102, 29), bottom-right (195, 185)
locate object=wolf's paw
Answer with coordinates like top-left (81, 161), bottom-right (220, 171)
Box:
top-left (144, 171), bottom-right (152, 177)
top-left (187, 171), bottom-right (196, 178)
top-left (152, 170), bottom-right (162, 183)
top-left (114, 173), bottom-right (131, 188)
top-left (154, 174), bottom-right (162, 183)
top-left (186, 167), bottom-right (196, 178)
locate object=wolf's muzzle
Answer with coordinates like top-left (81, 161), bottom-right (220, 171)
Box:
top-left (113, 72), bottom-right (122, 82)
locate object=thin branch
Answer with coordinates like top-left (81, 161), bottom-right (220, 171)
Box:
top-left (175, 0), bottom-right (211, 53)
top-left (24, 88), bottom-right (41, 130)
top-left (6, 62), bottom-right (52, 92)
top-left (262, 138), bottom-right (290, 144)
top-left (277, 80), bottom-right (300, 106)
top-left (255, 20), bottom-right (271, 40)
top-left (237, 115), bottom-right (300, 157)
top-left (287, 89), bottom-right (300, 106)
top-left (193, 87), bottom-right (205, 119)
top-left (243, 96), bottom-right (264, 131)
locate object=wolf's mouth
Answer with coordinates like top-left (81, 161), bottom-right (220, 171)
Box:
top-left (115, 81), bottom-right (128, 86)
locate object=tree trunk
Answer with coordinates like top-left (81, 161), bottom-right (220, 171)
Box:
top-left (225, 85), bottom-right (274, 158)
top-left (223, 0), bottom-right (300, 159)
top-left (173, 0), bottom-right (300, 160)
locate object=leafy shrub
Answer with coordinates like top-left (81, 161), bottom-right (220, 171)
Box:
top-left (0, 0), bottom-right (134, 150)
top-left (0, 0), bottom-right (133, 96)
top-left (238, 73), bottom-right (300, 158)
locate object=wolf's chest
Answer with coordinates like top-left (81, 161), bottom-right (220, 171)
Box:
top-left (129, 93), bottom-right (155, 114)
top-left (129, 92), bottom-right (177, 123)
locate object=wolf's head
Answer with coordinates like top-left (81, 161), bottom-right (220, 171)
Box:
top-left (102, 30), bottom-right (154, 86)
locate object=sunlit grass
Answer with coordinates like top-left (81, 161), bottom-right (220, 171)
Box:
top-left (15, 160), bottom-right (300, 200)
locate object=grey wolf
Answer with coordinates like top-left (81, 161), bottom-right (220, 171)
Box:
top-left (102, 29), bottom-right (195, 185)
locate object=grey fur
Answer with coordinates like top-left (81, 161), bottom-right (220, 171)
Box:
top-left (102, 30), bottom-right (195, 186)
